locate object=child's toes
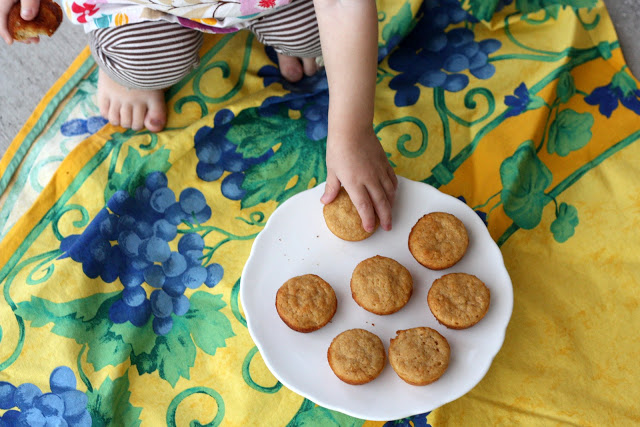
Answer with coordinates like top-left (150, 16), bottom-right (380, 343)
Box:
top-left (302, 57), bottom-right (317, 76)
top-left (108, 102), bottom-right (122, 126)
top-left (120, 104), bottom-right (134, 129)
top-left (277, 53), bottom-right (303, 82)
top-left (132, 105), bottom-right (146, 131)
top-left (144, 99), bottom-right (167, 132)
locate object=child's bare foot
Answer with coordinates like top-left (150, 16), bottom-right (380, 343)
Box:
top-left (276, 52), bottom-right (319, 82)
top-left (97, 69), bottom-right (167, 132)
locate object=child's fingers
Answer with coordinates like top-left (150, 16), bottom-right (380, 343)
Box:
top-left (0, 0), bottom-right (16, 44)
top-left (20, 0), bottom-right (40, 20)
top-left (368, 184), bottom-right (392, 231)
top-left (349, 186), bottom-right (377, 233)
top-left (321, 174), bottom-right (341, 205)
top-left (381, 174), bottom-right (396, 209)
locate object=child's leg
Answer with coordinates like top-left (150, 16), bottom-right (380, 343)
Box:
top-left (89, 21), bottom-right (203, 131)
top-left (249, 0), bottom-right (322, 82)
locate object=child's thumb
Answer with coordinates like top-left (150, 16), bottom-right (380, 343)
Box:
top-left (21, 0), bottom-right (42, 20)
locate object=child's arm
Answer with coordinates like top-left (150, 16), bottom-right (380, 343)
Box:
top-left (1, 0), bottom-right (43, 44)
top-left (314, 0), bottom-right (397, 232)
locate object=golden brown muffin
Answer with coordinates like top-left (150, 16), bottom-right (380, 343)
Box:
top-left (276, 274), bottom-right (337, 333)
top-left (350, 255), bottom-right (413, 315)
top-left (428, 273), bottom-right (490, 329)
top-left (323, 187), bottom-right (377, 241)
top-left (8, 0), bottom-right (63, 41)
top-left (327, 328), bottom-right (386, 385)
top-left (408, 212), bottom-right (469, 270)
top-left (389, 327), bottom-right (450, 386)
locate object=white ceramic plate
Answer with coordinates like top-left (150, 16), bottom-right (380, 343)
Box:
top-left (240, 176), bottom-right (513, 421)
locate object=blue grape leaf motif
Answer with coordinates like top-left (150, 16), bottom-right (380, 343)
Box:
top-left (550, 202), bottom-right (579, 243)
top-left (225, 106), bottom-right (327, 208)
top-left (0, 366), bottom-right (94, 426)
top-left (547, 109), bottom-right (593, 156)
top-left (104, 146), bottom-right (172, 204)
top-left (60, 116), bottom-right (108, 137)
top-left (500, 140), bottom-right (552, 230)
top-left (16, 292), bottom-right (234, 386)
top-left (387, 0), bottom-right (502, 106)
top-left (504, 82), bottom-right (546, 118)
top-left (378, 2), bottom-right (416, 59)
top-left (584, 69), bottom-right (640, 118)
top-left (60, 172), bottom-right (223, 336)
top-left (194, 109), bottom-right (275, 201)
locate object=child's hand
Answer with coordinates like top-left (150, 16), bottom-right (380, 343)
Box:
top-left (1, 0), bottom-right (42, 44)
top-left (321, 127), bottom-right (397, 232)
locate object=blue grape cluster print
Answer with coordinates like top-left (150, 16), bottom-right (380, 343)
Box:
top-left (60, 172), bottom-right (224, 335)
top-left (0, 366), bottom-right (90, 426)
top-left (60, 116), bottom-right (108, 137)
top-left (194, 109), bottom-right (274, 200)
top-left (387, 0), bottom-right (502, 106)
top-left (258, 46), bottom-right (331, 141)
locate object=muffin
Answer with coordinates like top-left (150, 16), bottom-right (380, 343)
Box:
top-left (389, 327), bottom-right (450, 386)
top-left (350, 255), bottom-right (413, 315)
top-left (428, 273), bottom-right (490, 329)
top-left (408, 212), bottom-right (469, 270)
top-left (323, 187), bottom-right (377, 241)
top-left (327, 328), bottom-right (386, 385)
top-left (276, 274), bottom-right (337, 332)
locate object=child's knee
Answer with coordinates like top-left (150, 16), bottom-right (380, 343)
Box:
top-left (89, 21), bottom-right (203, 90)
top-left (249, 0), bottom-right (322, 59)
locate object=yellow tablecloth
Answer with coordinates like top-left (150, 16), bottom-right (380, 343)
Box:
top-left (1, 0), bottom-right (639, 425)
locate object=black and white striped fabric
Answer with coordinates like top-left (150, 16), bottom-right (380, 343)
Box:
top-left (89, 21), bottom-right (204, 90)
top-left (250, 0), bottom-right (322, 58)
top-left (88, 0), bottom-right (321, 90)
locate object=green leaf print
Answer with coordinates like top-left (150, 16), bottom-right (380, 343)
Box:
top-left (130, 318), bottom-right (196, 387)
top-left (500, 140), bottom-right (553, 230)
top-left (16, 291), bottom-right (235, 387)
top-left (287, 399), bottom-right (364, 427)
top-left (547, 109), bottom-right (594, 156)
top-left (515, 0), bottom-right (597, 14)
top-left (226, 107), bottom-right (327, 209)
top-left (182, 292), bottom-right (235, 356)
top-left (381, 2), bottom-right (415, 43)
top-left (16, 293), bottom-right (133, 370)
top-left (557, 72), bottom-right (577, 104)
top-left (610, 69), bottom-right (638, 97)
top-left (467, 0), bottom-right (501, 22)
top-left (88, 373), bottom-right (143, 427)
top-left (104, 145), bottom-right (171, 203)
top-left (551, 202), bottom-right (579, 242)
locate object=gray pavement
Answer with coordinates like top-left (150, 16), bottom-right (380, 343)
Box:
top-left (1, 0), bottom-right (639, 159)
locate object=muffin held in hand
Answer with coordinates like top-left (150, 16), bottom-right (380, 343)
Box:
top-left (408, 212), bottom-right (469, 270)
top-left (327, 328), bottom-right (386, 385)
top-left (323, 187), bottom-right (377, 241)
top-left (8, 0), bottom-right (63, 41)
top-left (389, 327), bottom-right (450, 386)
top-left (428, 273), bottom-right (490, 329)
top-left (350, 255), bottom-right (413, 315)
top-left (276, 274), bottom-right (337, 333)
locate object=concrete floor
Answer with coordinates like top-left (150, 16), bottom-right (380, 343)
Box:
top-left (1, 0), bottom-right (639, 159)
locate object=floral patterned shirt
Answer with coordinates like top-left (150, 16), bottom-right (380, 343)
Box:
top-left (62, 0), bottom-right (294, 33)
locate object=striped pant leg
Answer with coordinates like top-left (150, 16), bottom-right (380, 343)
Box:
top-left (89, 21), bottom-right (203, 91)
top-left (249, 0), bottom-right (322, 58)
